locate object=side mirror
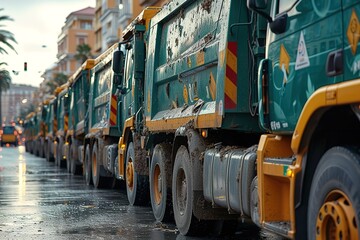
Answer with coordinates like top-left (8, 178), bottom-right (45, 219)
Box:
top-left (112, 50), bottom-right (124, 74)
top-left (270, 13), bottom-right (288, 34)
top-left (247, 0), bottom-right (272, 22)
top-left (247, 0), bottom-right (267, 9)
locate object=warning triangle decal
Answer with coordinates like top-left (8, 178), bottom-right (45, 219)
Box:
top-left (295, 31), bottom-right (310, 70)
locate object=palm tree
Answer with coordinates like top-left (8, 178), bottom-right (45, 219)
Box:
top-left (0, 62), bottom-right (11, 125)
top-left (0, 9), bottom-right (16, 125)
top-left (46, 73), bottom-right (68, 94)
top-left (74, 43), bottom-right (92, 64)
top-left (0, 8), bottom-right (17, 54)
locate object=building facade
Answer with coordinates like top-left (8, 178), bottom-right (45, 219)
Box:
top-left (95, 0), bottom-right (168, 55)
top-left (39, 1), bottom-right (169, 100)
top-left (57, 7), bottom-right (96, 76)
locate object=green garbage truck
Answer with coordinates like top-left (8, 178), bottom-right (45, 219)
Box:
top-left (64, 59), bottom-right (95, 174)
top-left (112, 0), bottom-right (360, 239)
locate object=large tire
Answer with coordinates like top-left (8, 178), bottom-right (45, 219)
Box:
top-left (84, 144), bottom-right (92, 186)
top-left (92, 144), bottom-right (111, 188)
top-left (150, 143), bottom-right (173, 222)
top-left (66, 143), bottom-right (71, 173)
top-left (126, 142), bottom-right (149, 206)
top-left (55, 141), bottom-right (60, 167)
top-left (29, 141), bottom-right (34, 154)
top-left (70, 145), bottom-right (81, 175)
top-left (45, 141), bottom-right (54, 162)
top-left (57, 140), bottom-right (66, 168)
top-left (44, 141), bottom-right (49, 161)
top-left (39, 139), bottom-right (45, 158)
top-left (34, 140), bottom-right (40, 156)
top-left (307, 146), bottom-right (360, 240)
top-left (172, 145), bottom-right (200, 236)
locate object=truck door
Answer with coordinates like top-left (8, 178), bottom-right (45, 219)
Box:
top-left (266, 0), bottom-right (343, 132)
top-left (120, 46), bottom-right (134, 125)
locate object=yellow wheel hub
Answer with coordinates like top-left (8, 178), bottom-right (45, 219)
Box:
top-left (316, 190), bottom-right (358, 240)
top-left (126, 161), bottom-right (134, 190)
top-left (154, 164), bottom-right (162, 205)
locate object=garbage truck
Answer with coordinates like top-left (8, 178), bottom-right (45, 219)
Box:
top-left (53, 83), bottom-right (71, 168)
top-left (82, 43), bottom-right (124, 188)
top-left (64, 59), bottom-right (95, 174)
top-left (84, 9), bottom-right (160, 208)
top-left (111, 0), bottom-right (360, 239)
top-left (44, 84), bottom-right (67, 163)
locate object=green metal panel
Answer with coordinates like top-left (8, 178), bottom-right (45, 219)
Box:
top-left (145, 0), bottom-right (263, 132)
top-left (70, 69), bottom-right (90, 136)
top-left (88, 47), bottom-right (121, 136)
top-left (46, 100), bottom-right (56, 135)
top-left (264, 0), bottom-right (343, 133)
top-left (57, 91), bottom-right (65, 132)
top-left (343, 1), bottom-right (360, 81)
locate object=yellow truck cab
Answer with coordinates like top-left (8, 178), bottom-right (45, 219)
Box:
top-left (0, 125), bottom-right (19, 147)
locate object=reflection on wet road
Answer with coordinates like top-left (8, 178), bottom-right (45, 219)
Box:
top-left (0, 146), bottom-right (284, 239)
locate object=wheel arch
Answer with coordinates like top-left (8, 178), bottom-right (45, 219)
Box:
top-left (294, 104), bottom-right (360, 239)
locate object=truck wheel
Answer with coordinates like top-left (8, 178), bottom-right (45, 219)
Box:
top-left (44, 141), bottom-right (49, 161)
top-left (46, 141), bottom-right (54, 162)
top-left (70, 146), bottom-right (81, 175)
top-left (126, 142), bottom-right (149, 205)
top-left (92, 144), bottom-right (111, 188)
top-left (35, 141), bottom-right (40, 156)
top-left (55, 142), bottom-right (60, 167)
top-left (150, 143), bottom-right (173, 222)
top-left (66, 144), bottom-right (71, 173)
top-left (58, 140), bottom-right (66, 168)
top-left (172, 145), bottom-right (199, 236)
top-left (40, 139), bottom-right (45, 158)
top-left (307, 146), bottom-right (360, 240)
top-left (84, 145), bottom-right (92, 186)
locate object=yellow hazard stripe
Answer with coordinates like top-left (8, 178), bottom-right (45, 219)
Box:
top-left (225, 77), bottom-right (237, 104)
top-left (226, 49), bottom-right (237, 74)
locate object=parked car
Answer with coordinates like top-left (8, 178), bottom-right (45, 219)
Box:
top-left (0, 125), bottom-right (19, 147)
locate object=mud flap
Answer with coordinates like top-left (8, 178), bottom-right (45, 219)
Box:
top-left (133, 133), bottom-right (148, 176)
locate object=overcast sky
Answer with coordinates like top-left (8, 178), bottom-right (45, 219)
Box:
top-left (1, 0), bottom-right (95, 87)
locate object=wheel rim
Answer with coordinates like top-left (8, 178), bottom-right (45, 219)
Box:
top-left (316, 190), bottom-right (358, 240)
top-left (154, 163), bottom-right (162, 205)
top-left (176, 167), bottom-right (187, 216)
top-left (126, 160), bottom-right (134, 190)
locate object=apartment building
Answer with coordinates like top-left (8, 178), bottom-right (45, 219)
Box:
top-left (57, 7), bottom-right (96, 76)
top-left (95, 0), bottom-right (168, 55)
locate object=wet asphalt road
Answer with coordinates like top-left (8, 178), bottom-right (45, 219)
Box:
top-left (0, 146), bottom-right (285, 240)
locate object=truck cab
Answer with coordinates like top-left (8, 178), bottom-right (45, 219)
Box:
top-left (249, 0), bottom-right (360, 239)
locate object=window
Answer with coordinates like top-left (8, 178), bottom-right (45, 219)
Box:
top-left (80, 21), bottom-right (92, 30)
top-left (124, 48), bottom-right (133, 89)
top-left (78, 37), bottom-right (86, 45)
top-left (278, 0), bottom-right (298, 13)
